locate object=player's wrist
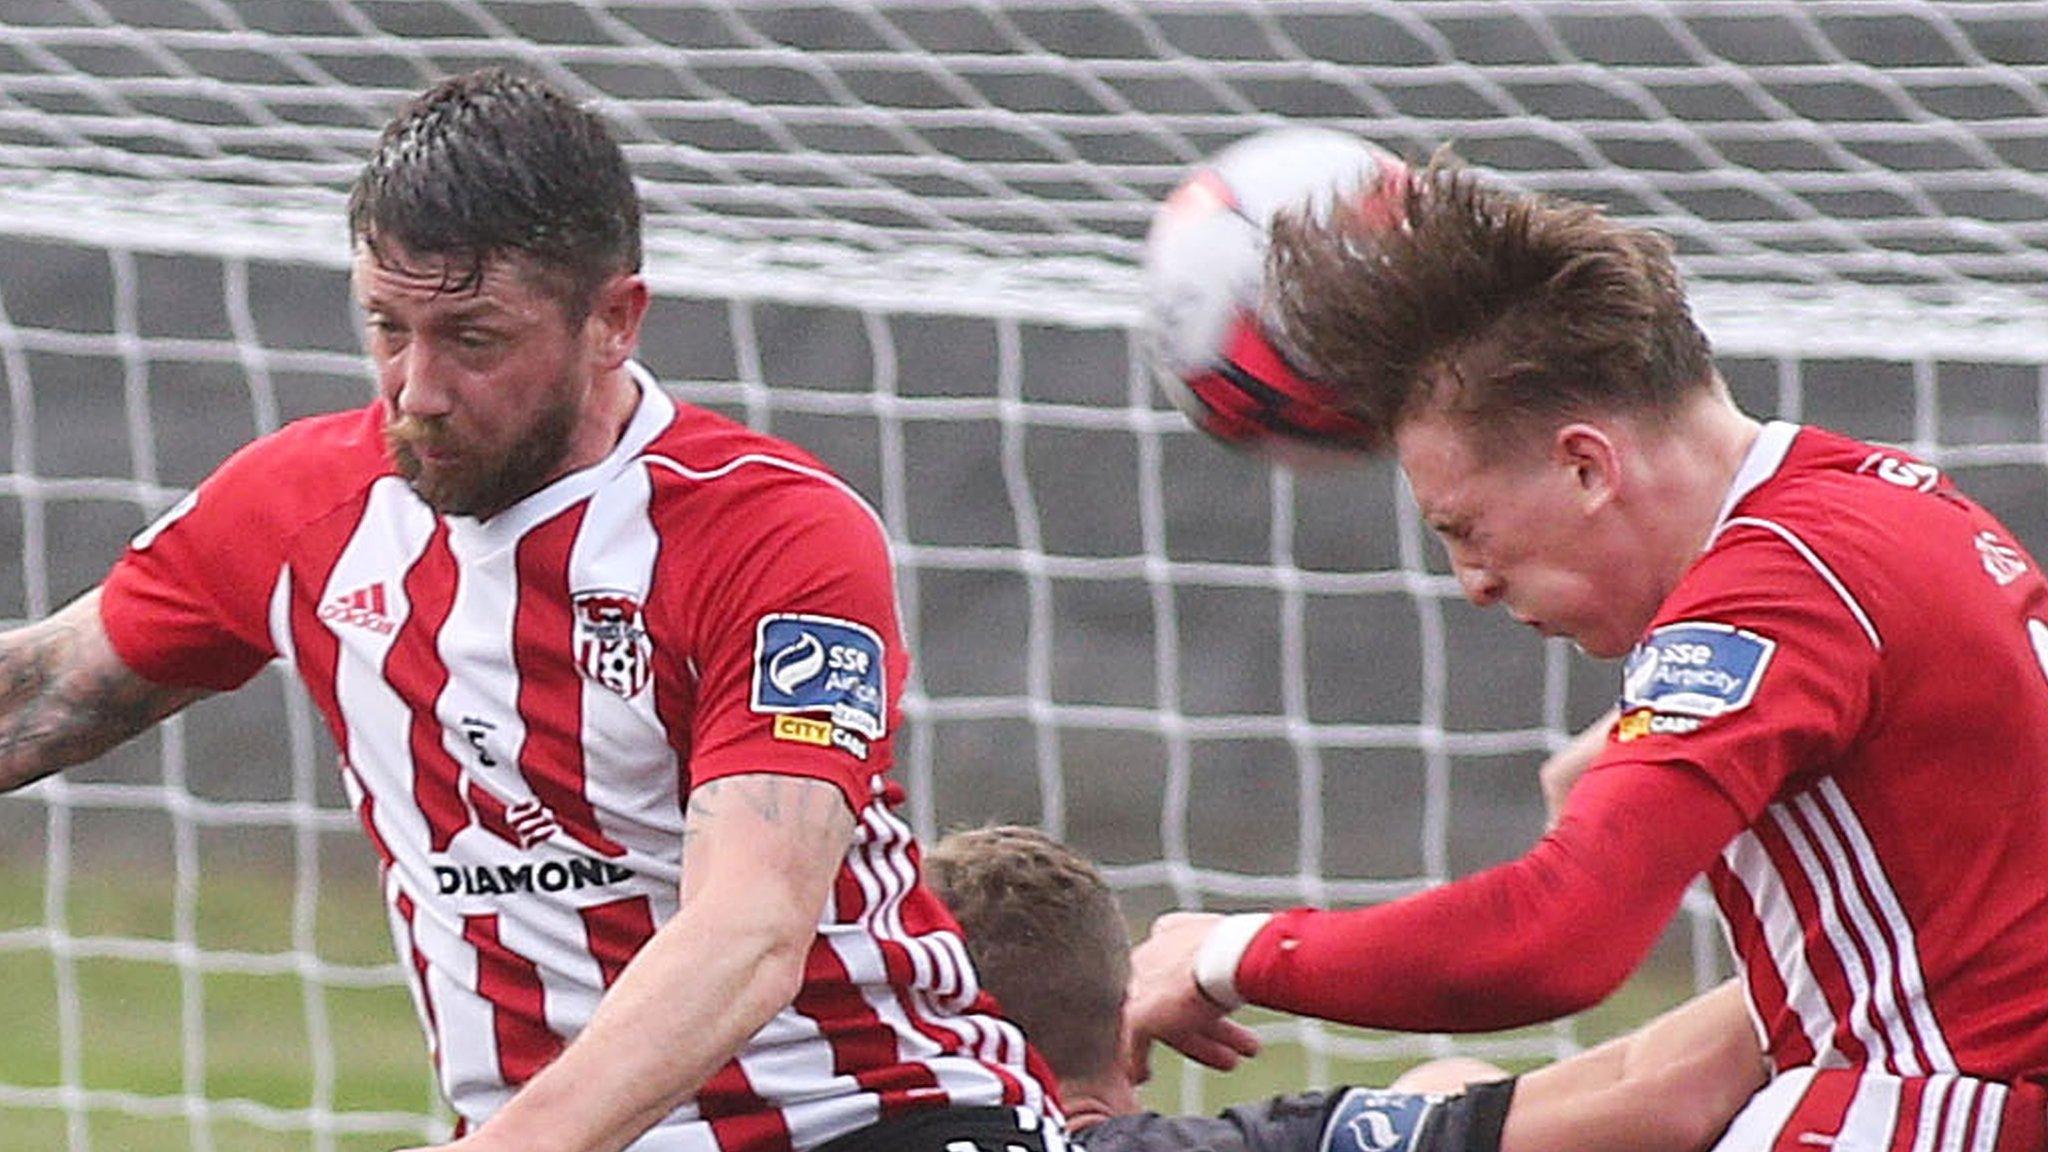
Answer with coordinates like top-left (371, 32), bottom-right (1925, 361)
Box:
top-left (1192, 912), bottom-right (1271, 1010)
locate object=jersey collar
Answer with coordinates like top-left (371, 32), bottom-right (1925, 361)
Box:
top-left (1708, 419), bottom-right (1799, 544)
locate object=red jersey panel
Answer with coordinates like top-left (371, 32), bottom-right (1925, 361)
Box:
top-left (98, 367), bottom-right (1056, 1148)
top-left (1626, 423), bottom-right (2048, 1083)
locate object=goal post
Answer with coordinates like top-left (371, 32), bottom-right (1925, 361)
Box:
top-left (0, 2), bottom-right (2045, 1147)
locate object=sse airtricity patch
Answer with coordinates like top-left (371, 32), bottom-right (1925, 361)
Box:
top-left (750, 614), bottom-right (887, 740)
top-left (1321, 1088), bottom-right (1443, 1152)
top-left (1621, 621), bottom-right (1777, 720)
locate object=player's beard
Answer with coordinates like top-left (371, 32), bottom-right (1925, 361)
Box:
top-left (385, 395), bottom-right (579, 520)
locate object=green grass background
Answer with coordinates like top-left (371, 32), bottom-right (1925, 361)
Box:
top-left (0, 861), bottom-right (441, 1152)
top-left (0, 862), bottom-right (1697, 1152)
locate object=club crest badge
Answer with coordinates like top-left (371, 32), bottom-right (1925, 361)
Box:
top-left (574, 590), bottom-right (652, 699)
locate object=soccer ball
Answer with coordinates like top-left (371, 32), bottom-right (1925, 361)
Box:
top-left (1141, 127), bottom-right (1408, 465)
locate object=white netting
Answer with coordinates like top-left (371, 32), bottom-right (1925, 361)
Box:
top-left (4, 1), bottom-right (2048, 304)
top-left (0, 1), bottom-right (2045, 1148)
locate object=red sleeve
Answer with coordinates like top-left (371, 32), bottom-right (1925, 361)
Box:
top-left (1233, 523), bottom-right (1884, 1031)
top-left (99, 440), bottom-right (294, 691)
top-left (1234, 759), bottom-right (1747, 1031)
top-left (670, 471), bottom-right (907, 815)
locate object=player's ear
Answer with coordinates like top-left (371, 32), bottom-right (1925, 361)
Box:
top-left (586, 273), bottom-right (650, 370)
top-left (1553, 422), bottom-right (1619, 510)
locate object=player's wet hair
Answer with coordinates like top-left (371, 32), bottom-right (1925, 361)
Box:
top-left (347, 67), bottom-right (642, 322)
top-left (925, 825), bottom-right (1129, 1085)
top-left (1267, 152), bottom-right (1714, 454)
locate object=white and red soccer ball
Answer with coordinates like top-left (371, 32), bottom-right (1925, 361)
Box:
top-left (1141, 127), bottom-right (1409, 465)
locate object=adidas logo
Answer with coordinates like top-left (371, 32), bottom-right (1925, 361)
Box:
top-left (319, 582), bottom-right (398, 635)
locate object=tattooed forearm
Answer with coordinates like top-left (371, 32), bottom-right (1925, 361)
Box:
top-left (0, 590), bottom-right (205, 792)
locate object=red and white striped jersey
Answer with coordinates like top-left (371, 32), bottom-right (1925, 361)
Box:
top-left (1622, 422), bottom-right (2048, 1083)
top-left (1708, 1066), bottom-right (2047, 1152)
top-left (99, 367), bottom-right (1058, 1148)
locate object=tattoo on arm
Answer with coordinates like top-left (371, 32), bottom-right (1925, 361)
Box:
top-left (681, 774), bottom-right (854, 849)
top-left (0, 590), bottom-right (207, 792)
top-left (678, 773), bottom-right (858, 918)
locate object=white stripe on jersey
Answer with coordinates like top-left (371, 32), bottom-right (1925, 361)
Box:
top-left (407, 894), bottom-right (502, 1123)
top-left (1794, 783), bottom-right (1933, 1074)
top-left (267, 566), bottom-right (294, 668)
top-left (1840, 1070), bottom-right (1905, 1151)
top-left (1714, 516), bottom-right (1883, 650)
top-left (567, 459), bottom-right (681, 873)
top-left (437, 512), bottom-right (538, 832)
top-left (384, 876), bottom-right (440, 1066)
top-left (1815, 780), bottom-right (1954, 1072)
top-left (1770, 799), bottom-right (1904, 1072)
top-left (838, 799), bottom-right (1024, 1108)
top-left (1710, 1065), bottom-right (1817, 1152)
top-left (1970, 1082), bottom-right (2007, 1152)
top-left (1735, 781), bottom-right (1955, 1081)
top-left (736, 1027), bottom-right (877, 1149)
top-left (864, 801), bottom-right (1040, 1111)
top-left (851, 799), bottom-right (1011, 1074)
top-left (738, 1004), bottom-right (860, 1076)
top-left (496, 902), bottom-right (604, 1058)
top-left (1724, 830), bottom-right (1842, 1064)
top-left (1715, 911), bottom-right (1774, 1065)
top-left (1914, 1076), bottom-right (1955, 1152)
top-left (332, 478), bottom-right (442, 878)
top-left (1941, 1078), bottom-right (1979, 1152)
top-left (867, 806), bottom-right (958, 1001)
top-left (1711, 1069), bottom-right (2012, 1152)
top-left (883, 795), bottom-right (1043, 1110)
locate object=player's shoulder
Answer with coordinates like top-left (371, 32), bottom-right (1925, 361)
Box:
top-left (642, 400), bottom-right (835, 482)
top-left (1710, 424), bottom-right (1972, 574)
top-left (1727, 425), bottom-right (1951, 530)
top-left (637, 399), bottom-right (883, 532)
top-left (197, 403), bottom-right (392, 527)
top-left (1687, 423), bottom-right (2033, 646)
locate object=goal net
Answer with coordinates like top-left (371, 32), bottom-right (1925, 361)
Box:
top-left (0, 1), bottom-right (2043, 1147)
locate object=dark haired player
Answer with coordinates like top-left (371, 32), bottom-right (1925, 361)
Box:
top-left (0, 69), bottom-right (1057, 1152)
top-left (929, 825), bottom-right (1763, 1152)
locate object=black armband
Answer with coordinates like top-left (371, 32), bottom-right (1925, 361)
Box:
top-left (1442, 1078), bottom-right (1515, 1152)
top-left (1319, 1077), bottom-right (1518, 1152)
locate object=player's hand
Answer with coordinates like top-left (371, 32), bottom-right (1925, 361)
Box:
top-left (1539, 707), bottom-right (1617, 828)
top-left (1123, 911), bottom-right (1261, 1083)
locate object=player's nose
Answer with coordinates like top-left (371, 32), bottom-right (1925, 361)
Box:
top-left (1456, 562), bottom-right (1503, 607)
top-left (389, 343), bottom-right (455, 419)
